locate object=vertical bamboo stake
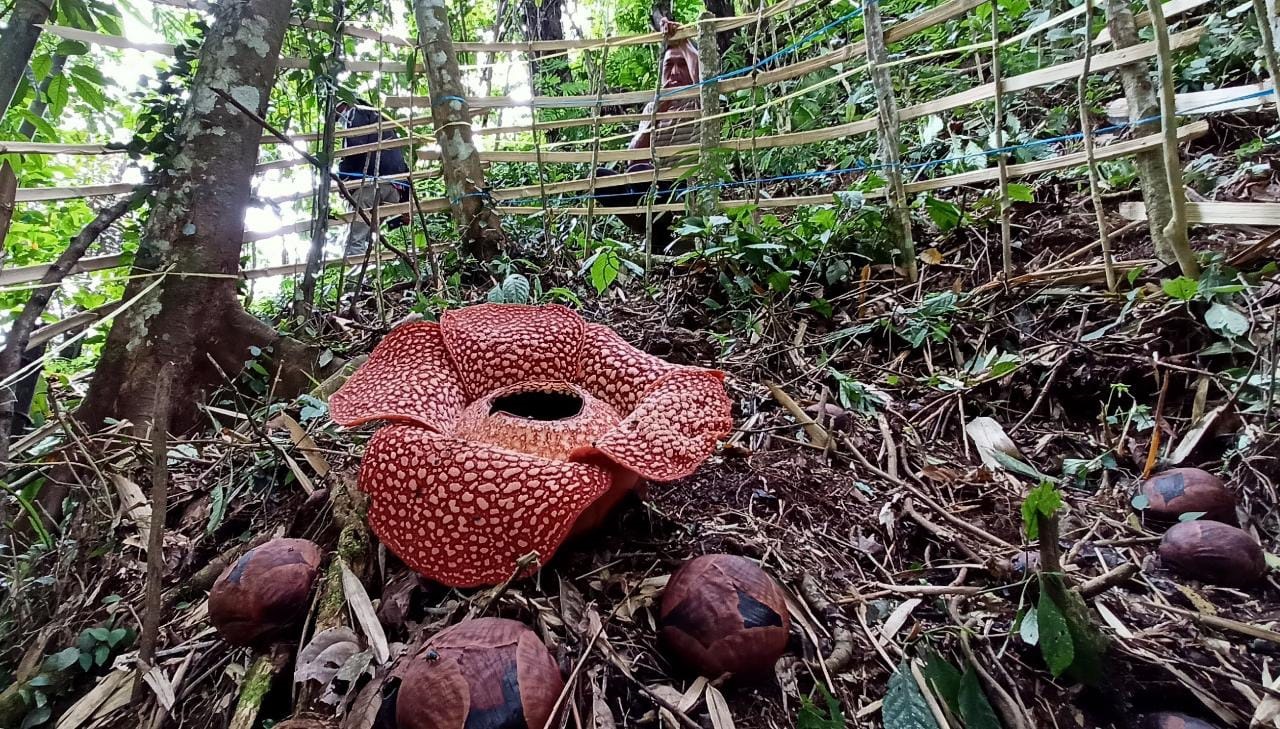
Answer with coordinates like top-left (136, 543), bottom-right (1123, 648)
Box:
top-left (863, 0), bottom-right (918, 283)
top-left (644, 39), bottom-right (667, 266)
top-left (748, 0), bottom-right (768, 219)
top-left (1254, 0), bottom-right (1280, 114)
top-left (298, 0), bottom-right (343, 318)
top-left (989, 0), bottom-right (1013, 282)
top-left (697, 12), bottom-right (722, 218)
top-left (526, 48), bottom-right (553, 245)
top-left (1145, 0), bottom-right (1199, 278)
top-left (1079, 0), bottom-right (1118, 292)
top-left (585, 44), bottom-right (609, 243)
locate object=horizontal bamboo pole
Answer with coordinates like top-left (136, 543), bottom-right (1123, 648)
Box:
top-left (489, 120), bottom-right (1207, 215)
top-left (1120, 201), bottom-right (1280, 225)
top-left (150, 0), bottom-right (809, 52)
top-left (0, 122), bottom-right (1206, 286)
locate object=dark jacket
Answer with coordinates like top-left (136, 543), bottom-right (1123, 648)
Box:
top-left (338, 107), bottom-right (410, 178)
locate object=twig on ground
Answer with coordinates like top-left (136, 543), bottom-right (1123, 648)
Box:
top-left (134, 366), bottom-right (173, 705)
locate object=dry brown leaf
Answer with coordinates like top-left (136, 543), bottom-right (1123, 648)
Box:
top-left (109, 474), bottom-right (151, 545)
top-left (919, 247), bottom-right (945, 265)
top-left (706, 686), bottom-right (736, 729)
top-left (141, 665), bottom-right (177, 711)
top-left (295, 627), bottom-right (361, 686)
top-left (964, 417), bottom-right (1023, 470)
top-left (268, 412), bottom-right (332, 477)
top-left (54, 669), bottom-right (134, 729)
top-left (341, 560), bottom-right (390, 664)
top-left (880, 598), bottom-right (922, 644)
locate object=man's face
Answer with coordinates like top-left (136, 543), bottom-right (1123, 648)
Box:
top-left (662, 52), bottom-right (693, 88)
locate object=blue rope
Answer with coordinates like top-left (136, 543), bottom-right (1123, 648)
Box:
top-left (505, 88), bottom-right (1274, 208)
top-left (657, 4), bottom-right (868, 99)
top-left (436, 95), bottom-right (467, 105)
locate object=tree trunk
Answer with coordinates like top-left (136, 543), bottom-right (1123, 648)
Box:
top-left (414, 0), bottom-right (505, 258)
top-left (0, 0), bottom-right (53, 120)
top-left (1103, 0), bottom-right (1179, 266)
top-left (522, 0), bottom-right (569, 90)
top-left (76, 0), bottom-right (318, 436)
top-left (704, 0), bottom-right (736, 55)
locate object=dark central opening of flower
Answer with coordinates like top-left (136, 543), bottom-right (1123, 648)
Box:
top-left (490, 390), bottom-right (584, 421)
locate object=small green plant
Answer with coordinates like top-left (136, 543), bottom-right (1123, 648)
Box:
top-left (1017, 483), bottom-right (1107, 684)
top-left (486, 273), bottom-right (532, 304)
top-left (797, 685), bottom-right (845, 729)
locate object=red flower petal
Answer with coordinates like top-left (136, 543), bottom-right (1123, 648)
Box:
top-left (441, 304), bottom-right (586, 398)
top-left (577, 324), bottom-right (676, 413)
top-left (358, 425), bottom-right (612, 588)
top-left (572, 369), bottom-right (733, 482)
top-left (329, 322), bottom-right (467, 431)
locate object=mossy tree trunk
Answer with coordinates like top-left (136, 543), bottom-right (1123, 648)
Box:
top-left (0, 0), bottom-right (53, 120)
top-left (414, 0), bottom-right (505, 259)
top-left (76, 0), bottom-right (322, 442)
top-left (1103, 0), bottom-right (1189, 270)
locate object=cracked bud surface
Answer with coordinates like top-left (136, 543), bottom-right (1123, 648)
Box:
top-left (330, 304), bottom-right (733, 587)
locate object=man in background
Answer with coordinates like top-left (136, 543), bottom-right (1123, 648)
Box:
top-left (595, 18), bottom-right (701, 250)
top-left (337, 99), bottom-right (411, 256)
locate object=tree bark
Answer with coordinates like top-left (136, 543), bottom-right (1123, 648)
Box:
top-left (414, 0), bottom-right (505, 259)
top-left (703, 0), bottom-right (736, 54)
top-left (1103, 0), bottom-right (1180, 267)
top-left (76, 0), bottom-right (321, 437)
top-left (521, 0), bottom-right (568, 90)
top-left (0, 0), bottom-right (53, 120)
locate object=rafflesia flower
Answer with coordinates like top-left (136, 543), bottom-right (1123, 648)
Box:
top-left (330, 304), bottom-right (733, 587)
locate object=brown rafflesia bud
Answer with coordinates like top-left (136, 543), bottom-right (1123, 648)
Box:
top-left (1137, 468), bottom-right (1236, 524)
top-left (1139, 712), bottom-right (1222, 729)
top-left (658, 554), bottom-right (790, 677)
top-left (396, 618), bottom-right (563, 729)
top-left (1158, 521), bottom-right (1266, 587)
top-left (209, 538), bottom-right (323, 647)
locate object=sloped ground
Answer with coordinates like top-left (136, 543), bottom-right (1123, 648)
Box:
top-left (2, 117), bottom-right (1279, 729)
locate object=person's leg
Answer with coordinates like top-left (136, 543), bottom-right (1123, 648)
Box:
top-left (343, 180), bottom-right (380, 256)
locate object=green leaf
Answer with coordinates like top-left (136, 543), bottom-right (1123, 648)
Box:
top-left (501, 273), bottom-right (531, 304)
top-left (924, 197), bottom-right (963, 232)
top-left (1130, 494), bottom-right (1150, 510)
top-left (42, 647), bottom-right (81, 673)
top-left (992, 451), bottom-right (1054, 483)
top-left (107, 628), bottom-right (127, 647)
top-left (1021, 481), bottom-right (1062, 540)
top-left (957, 666), bottom-right (1002, 729)
top-left (1006, 183), bottom-right (1034, 202)
top-left (1203, 303), bottom-right (1249, 338)
top-left (1178, 511), bottom-right (1207, 522)
top-left (87, 627), bottom-right (110, 642)
top-left (1019, 606), bottom-right (1040, 646)
top-left (589, 249), bottom-right (621, 294)
top-left (919, 650), bottom-right (962, 717)
top-left (20, 704), bottom-right (51, 729)
top-left (797, 684), bottom-right (846, 729)
top-left (1036, 589), bottom-right (1075, 677)
top-left (883, 662), bottom-right (941, 729)
top-left (93, 644), bottom-right (109, 666)
top-left (1161, 276), bottom-right (1198, 301)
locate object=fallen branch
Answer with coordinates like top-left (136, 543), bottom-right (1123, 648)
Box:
top-left (766, 381), bottom-right (830, 448)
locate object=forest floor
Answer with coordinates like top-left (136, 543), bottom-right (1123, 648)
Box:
top-left (3, 111), bottom-right (1280, 729)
